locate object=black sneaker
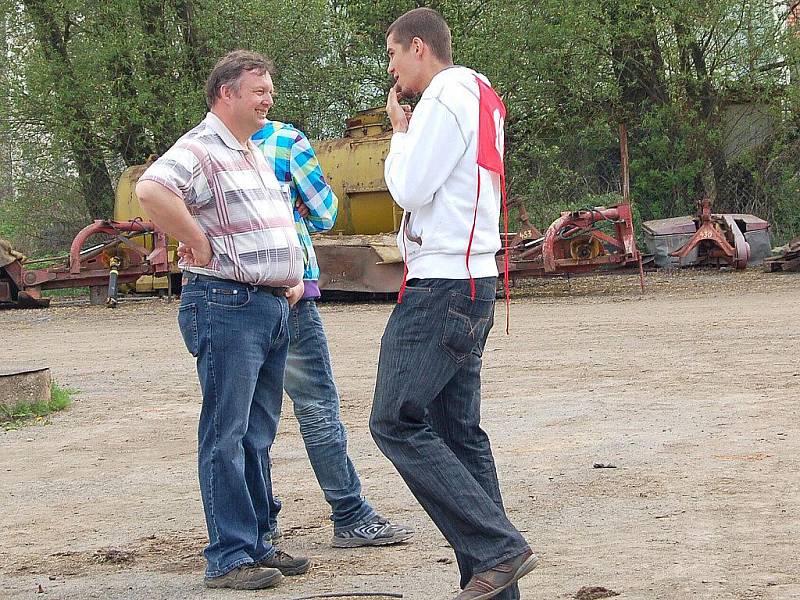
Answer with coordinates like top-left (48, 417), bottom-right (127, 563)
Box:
top-left (258, 549), bottom-right (311, 576)
top-left (332, 515), bottom-right (415, 548)
top-left (204, 564), bottom-right (283, 590)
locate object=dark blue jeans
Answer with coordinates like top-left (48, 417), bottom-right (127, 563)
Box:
top-left (268, 298), bottom-right (376, 530)
top-left (178, 274), bottom-right (287, 578)
top-left (370, 277), bottom-right (529, 598)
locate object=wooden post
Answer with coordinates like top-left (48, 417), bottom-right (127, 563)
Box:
top-left (619, 123), bottom-right (630, 202)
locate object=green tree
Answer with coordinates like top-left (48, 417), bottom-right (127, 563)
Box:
top-left (1, 0), bottom-right (799, 255)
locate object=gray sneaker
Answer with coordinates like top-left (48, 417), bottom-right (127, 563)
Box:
top-left (204, 564), bottom-right (283, 590)
top-left (332, 515), bottom-right (415, 548)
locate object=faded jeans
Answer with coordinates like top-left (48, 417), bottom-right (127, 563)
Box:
top-left (178, 274), bottom-right (287, 578)
top-left (268, 298), bottom-right (376, 530)
top-left (370, 277), bottom-right (529, 598)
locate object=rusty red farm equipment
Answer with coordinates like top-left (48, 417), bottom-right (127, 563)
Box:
top-left (642, 199), bottom-right (771, 270)
top-left (0, 220), bottom-right (171, 308)
top-left (669, 199), bottom-right (751, 269)
top-left (498, 125), bottom-right (644, 289)
top-left (501, 201), bottom-right (644, 288)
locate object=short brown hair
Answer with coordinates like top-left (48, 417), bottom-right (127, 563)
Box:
top-left (387, 8), bottom-right (453, 64)
top-left (205, 50), bottom-right (274, 109)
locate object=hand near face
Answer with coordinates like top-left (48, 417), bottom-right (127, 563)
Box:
top-left (386, 85), bottom-right (410, 133)
top-left (177, 238), bottom-right (212, 267)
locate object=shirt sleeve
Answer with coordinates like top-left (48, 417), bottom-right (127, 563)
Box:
top-left (290, 132), bottom-right (338, 233)
top-left (139, 141), bottom-right (210, 208)
top-left (384, 96), bottom-right (468, 211)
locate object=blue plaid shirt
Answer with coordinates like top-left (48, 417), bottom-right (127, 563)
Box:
top-left (252, 121), bottom-right (338, 282)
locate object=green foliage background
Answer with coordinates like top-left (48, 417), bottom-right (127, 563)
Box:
top-left (1, 0), bottom-right (799, 255)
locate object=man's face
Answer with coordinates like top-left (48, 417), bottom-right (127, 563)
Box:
top-left (386, 33), bottom-right (421, 97)
top-left (227, 69), bottom-right (275, 136)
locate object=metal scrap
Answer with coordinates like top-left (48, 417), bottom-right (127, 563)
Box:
top-left (763, 236), bottom-right (800, 272)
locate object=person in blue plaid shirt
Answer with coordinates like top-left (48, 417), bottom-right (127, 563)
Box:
top-left (252, 121), bottom-right (414, 548)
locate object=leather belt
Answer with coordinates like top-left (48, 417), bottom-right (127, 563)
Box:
top-left (186, 272), bottom-right (288, 297)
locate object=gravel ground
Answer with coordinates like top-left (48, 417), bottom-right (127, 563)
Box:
top-left (1, 269), bottom-right (798, 600)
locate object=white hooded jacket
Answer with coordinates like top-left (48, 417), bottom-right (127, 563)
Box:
top-left (384, 66), bottom-right (502, 280)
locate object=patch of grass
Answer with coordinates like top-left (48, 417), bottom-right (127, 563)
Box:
top-left (1, 382), bottom-right (77, 430)
top-left (42, 287), bottom-right (89, 298)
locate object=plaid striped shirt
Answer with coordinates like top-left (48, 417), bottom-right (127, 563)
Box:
top-left (140, 113), bottom-right (303, 286)
top-left (252, 121), bottom-right (338, 282)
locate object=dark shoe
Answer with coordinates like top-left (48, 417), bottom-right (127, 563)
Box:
top-left (258, 549), bottom-right (311, 576)
top-left (454, 549), bottom-right (538, 600)
top-left (204, 564), bottom-right (283, 590)
top-left (332, 514), bottom-right (415, 548)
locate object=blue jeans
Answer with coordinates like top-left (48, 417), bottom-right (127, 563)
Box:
top-left (269, 298), bottom-right (375, 529)
top-left (178, 274), bottom-right (287, 578)
top-left (370, 277), bottom-right (529, 599)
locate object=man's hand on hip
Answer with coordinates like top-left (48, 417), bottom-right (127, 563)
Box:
top-left (285, 281), bottom-right (305, 307)
top-left (295, 199), bottom-right (310, 218)
top-left (177, 239), bottom-right (212, 267)
top-left (135, 180), bottom-right (213, 267)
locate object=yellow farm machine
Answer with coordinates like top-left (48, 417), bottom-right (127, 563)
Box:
top-left (1, 110), bottom-right (647, 308)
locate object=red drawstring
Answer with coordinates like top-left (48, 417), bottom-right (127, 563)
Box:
top-left (465, 165), bottom-right (481, 301)
top-left (397, 213), bottom-right (410, 303)
top-left (466, 167), bottom-right (511, 332)
top-left (501, 173), bottom-right (510, 334)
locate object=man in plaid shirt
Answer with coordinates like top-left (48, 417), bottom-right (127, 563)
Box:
top-left (137, 51), bottom-right (310, 591)
top-left (253, 121), bottom-right (414, 548)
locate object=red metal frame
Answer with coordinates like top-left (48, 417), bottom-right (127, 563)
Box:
top-left (503, 203), bottom-right (643, 287)
top-left (1, 220), bottom-right (171, 307)
top-left (542, 205), bottom-right (639, 272)
top-left (669, 200), bottom-right (750, 269)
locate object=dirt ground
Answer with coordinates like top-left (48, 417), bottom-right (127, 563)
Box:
top-left (1, 269), bottom-right (798, 600)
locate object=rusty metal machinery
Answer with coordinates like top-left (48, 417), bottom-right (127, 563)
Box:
top-left (669, 199), bottom-right (750, 269)
top-left (502, 203), bottom-right (644, 287)
top-left (311, 109), bottom-right (404, 293)
top-left (0, 220), bottom-right (171, 308)
top-left (1, 114), bottom-right (649, 306)
top-left (313, 116), bottom-right (646, 293)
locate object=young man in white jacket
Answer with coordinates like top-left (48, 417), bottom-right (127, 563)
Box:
top-left (369, 8), bottom-right (537, 600)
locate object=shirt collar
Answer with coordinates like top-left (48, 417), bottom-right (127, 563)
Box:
top-left (204, 112), bottom-right (257, 152)
top-left (252, 120), bottom-right (282, 143)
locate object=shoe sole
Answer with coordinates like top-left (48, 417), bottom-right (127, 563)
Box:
top-left (204, 570), bottom-right (283, 590)
top-left (331, 530), bottom-right (415, 548)
top-left (465, 554), bottom-right (539, 600)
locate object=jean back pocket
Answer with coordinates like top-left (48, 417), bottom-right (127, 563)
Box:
top-left (440, 292), bottom-right (494, 363)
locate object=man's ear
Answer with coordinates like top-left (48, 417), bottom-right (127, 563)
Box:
top-left (411, 36), bottom-right (425, 57)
